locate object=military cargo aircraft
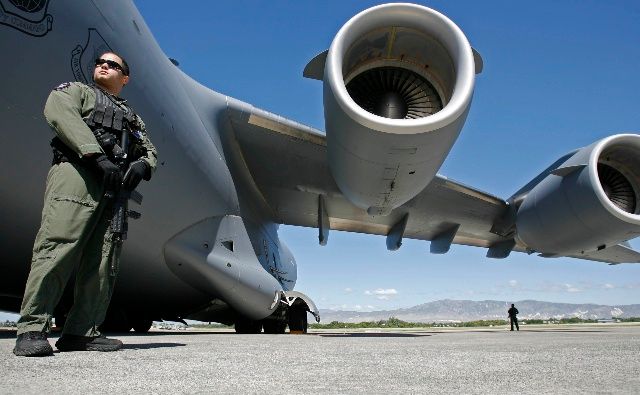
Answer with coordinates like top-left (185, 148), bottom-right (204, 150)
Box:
top-left (1, 1), bottom-right (639, 333)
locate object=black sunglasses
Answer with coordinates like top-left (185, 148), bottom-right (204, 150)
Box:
top-left (95, 58), bottom-right (128, 75)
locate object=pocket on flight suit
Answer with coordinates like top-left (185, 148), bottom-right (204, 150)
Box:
top-left (39, 163), bottom-right (100, 244)
top-left (46, 195), bottom-right (98, 242)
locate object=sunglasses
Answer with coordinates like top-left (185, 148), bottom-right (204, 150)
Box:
top-left (95, 58), bottom-right (128, 75)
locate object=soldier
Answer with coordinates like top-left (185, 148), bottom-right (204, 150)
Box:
top-left (13, 52), bottom-right (157, 356)
top-left (508, 303), bottom-right (520, 331)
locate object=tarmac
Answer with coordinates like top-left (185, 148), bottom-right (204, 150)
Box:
top-left (0, 324), bottom-right (639, 394)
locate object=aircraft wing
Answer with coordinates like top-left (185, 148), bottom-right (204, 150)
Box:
top-left (227, 104), bottom-right (640, 264)
top-left (227, 103), bottom-right (515, 253)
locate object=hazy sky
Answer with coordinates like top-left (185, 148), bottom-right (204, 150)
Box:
top-left (4, 1), bottom-right (639, 321)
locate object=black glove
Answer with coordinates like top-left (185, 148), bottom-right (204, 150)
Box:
top-left (94, 154), bottom-right (123, 192)
top-left (123, 160), bottom-right (149, 191)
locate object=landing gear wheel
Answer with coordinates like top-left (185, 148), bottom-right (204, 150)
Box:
top-left (234, 318), bottom-right (262, 334)
top-left (288, 305), bottom-right (308, 333)
top-left (53, 312), bottom-right (67, 331)
top-left (132, 318), bottom-right (153, 333)
top-left (99, 307), bottom-right (132, 333)
top-left (262, 320), bottom-right (287, 334)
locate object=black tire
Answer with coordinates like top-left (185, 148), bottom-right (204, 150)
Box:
top-left (53, 312), bottom-right (67, 330)
top-left (262, 320), bottom-right (287, 334)
top-left (99, 307), bottom-right (132, 333)
top-left (234, 318), bottom-right (262, 334)
top-left (132, 318), bottom-right (153, 333)
top-left (288, 305), bottom-right (308, 333)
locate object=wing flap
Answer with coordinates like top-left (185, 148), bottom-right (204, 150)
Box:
top-left (568, 244), bottom-right (640, 264)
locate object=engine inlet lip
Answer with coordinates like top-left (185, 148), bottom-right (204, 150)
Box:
top-left (325, 3), bottom-right (475, 135)
top-left (590, 134), bottom-right (640, 224)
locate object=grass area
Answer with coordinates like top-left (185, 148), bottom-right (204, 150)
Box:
top-left (308, 316), bottom-right (640, 329)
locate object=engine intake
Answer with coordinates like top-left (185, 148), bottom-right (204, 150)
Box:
top-left (346, 66), bottom-right (443, 119)
top-left (319, 3), bottom-right (477, 215)
top-left (515, 134), bottom-right (640, 255)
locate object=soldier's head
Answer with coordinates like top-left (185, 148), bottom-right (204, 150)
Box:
top-left (93, 52), bottom-right (130, 96)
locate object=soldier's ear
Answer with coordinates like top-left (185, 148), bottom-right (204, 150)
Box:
top-left (122, 75), bottom-right (129, 86)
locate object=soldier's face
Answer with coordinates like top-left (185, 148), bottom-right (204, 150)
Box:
top-left (93, 53), bottom-right (129, 94)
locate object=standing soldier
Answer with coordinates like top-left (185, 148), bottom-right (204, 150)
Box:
top-left (13, 52), bottom-right (157, 356)
top-left (508, 303), bottom-right (520, 331)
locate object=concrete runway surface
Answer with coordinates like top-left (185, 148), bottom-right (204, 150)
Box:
top-left (1, 325), bottom-right (639, 394)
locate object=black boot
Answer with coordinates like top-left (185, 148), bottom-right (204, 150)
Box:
top-left (13, 331), bottom-right (54, 357)
top-left (55, 334), bottom-right (123, 352)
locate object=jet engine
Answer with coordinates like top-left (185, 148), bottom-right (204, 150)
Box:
top-left (515, 134), bottom-right (640, 255)
top-left (320, 3), bottom-right (478, 215)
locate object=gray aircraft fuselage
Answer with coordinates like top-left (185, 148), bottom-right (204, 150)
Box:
top-left (0, 0), bottom-right (296, 324)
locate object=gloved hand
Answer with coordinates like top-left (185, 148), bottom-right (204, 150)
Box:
top-left (123, 160), bottom-right (149, 191)
top-left (94, 154), bottom-right (123, 192)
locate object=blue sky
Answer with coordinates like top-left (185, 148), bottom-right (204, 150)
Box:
top-left (4, 1), bottom-right (638, 322)
top-left (130, 0), bottom-right (640, 311)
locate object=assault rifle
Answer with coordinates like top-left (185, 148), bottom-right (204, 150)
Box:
top-left (106, 128), bottom-right (143, 276)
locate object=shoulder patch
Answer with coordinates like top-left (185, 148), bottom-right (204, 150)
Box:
top-left (53, 82), bottom-right (71, 91)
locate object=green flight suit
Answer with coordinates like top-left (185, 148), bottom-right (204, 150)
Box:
top-left (17, 82), bottom-right (157, 337)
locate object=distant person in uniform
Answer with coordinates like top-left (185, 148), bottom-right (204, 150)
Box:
top-left (13, 52), bottom-right (157, 357)
top-left (508, 304), bottom-right (519, 331)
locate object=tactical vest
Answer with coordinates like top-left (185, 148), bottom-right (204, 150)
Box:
top-left (51, 86), bottom-right (140, 165)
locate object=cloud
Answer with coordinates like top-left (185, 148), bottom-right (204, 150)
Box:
top-left (344, 288), bottom-right (353, 293)
top-left (594, 282), bottom-right (640, 291)
top-left (539, 283), bottom-right (583, 293)
top-left (564, 284), bottom-right (581, 293)
top-left (495, 279), bottom-right (640, 295)
top-left (365, 288), bottom-right (398, 300)
top-left (327, 304), bottom-right (377, 311)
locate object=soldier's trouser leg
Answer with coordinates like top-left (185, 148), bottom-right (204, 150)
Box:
top-left (510, 318), bottom-right (514, 330)
top-left (515, 318), bottom-right (519, 331)
top-left (63, 209), bottom-right (116, 337)
top-left (17, 163), bottom-right (103, 335)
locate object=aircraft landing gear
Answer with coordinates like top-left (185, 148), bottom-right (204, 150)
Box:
top-left (234, 317), bottom-right (262, 334)
top-left (100, 307), bottom-right (132, 333)
top-left (232, 291), bottom-right (320, 334)
top-left (131, 318), bottom-right (153, 333)
top-left (53, 312), bottom-right (67, 331)
top-left (287, 302), bottom-right (308, 333)
top-left (262, 319), bottom-right (287, 334)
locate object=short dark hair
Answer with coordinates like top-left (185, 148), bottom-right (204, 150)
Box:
top-left (100, 51), bottom-right (130, 76)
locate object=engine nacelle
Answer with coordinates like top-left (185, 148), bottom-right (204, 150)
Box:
top-left (516, 134), bottom-right (640, 255)
top-left (322, 3), bottom-right (476, 215)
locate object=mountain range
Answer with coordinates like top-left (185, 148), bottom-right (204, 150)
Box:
top-left (318, 299), bottom-right (640, 323)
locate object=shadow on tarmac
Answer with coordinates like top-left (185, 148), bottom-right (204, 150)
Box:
top-left (121, 342), bottom-right (186, 350)
top-left (316, 333), bottom-right (431, 338)
top-left (517, 329), bottom-right (606, 333)
top-left (0, 330), bottom-right (16, 339)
